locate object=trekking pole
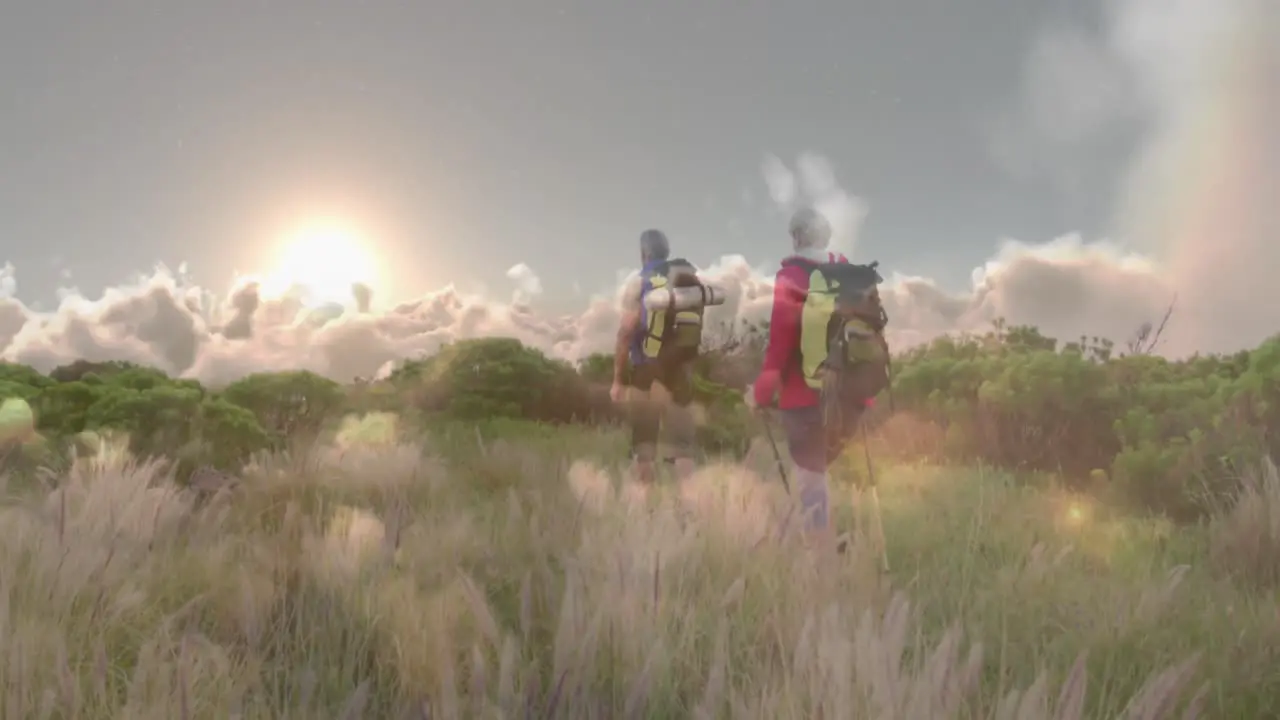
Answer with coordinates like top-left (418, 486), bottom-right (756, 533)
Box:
top-left (859, 418), bottom-right (890, 573)
top-left (885, 356), bottom-right (896, 414)
top-left (756, 407), bottom-right (800, 543)
top-left (757, 410), bottom-right (791, 495)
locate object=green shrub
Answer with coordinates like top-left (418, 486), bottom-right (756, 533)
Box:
top-left (2, 317), bottom-right (1277, 520)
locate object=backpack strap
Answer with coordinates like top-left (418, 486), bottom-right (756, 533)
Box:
top-left (783, 256), bottom-right (845, 292)
top-left (638, 265), bottom-right (666, 348)
top-left (639, 259), bottom-right (691, 355)
top-left (781, 256), bottom-right (818, 271)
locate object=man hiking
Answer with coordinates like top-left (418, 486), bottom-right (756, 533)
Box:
top-left (749, 207), bottom-right (891, 547)
top-left (611, 229), bottom-right (712, 483)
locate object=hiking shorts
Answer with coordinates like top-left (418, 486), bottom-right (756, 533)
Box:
top-left (778, 402), bottom-right (864, 473)
top-left (629, 359), bottom-right (696, 462)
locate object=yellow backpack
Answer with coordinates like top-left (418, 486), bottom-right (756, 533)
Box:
top-left (640, 258), bottom-right (705, 363)
top-left (783, 257), bottom-right (891, 413)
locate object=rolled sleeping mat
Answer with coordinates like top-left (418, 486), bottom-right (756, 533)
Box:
top-left (642, 284), bottom-right (727, 312)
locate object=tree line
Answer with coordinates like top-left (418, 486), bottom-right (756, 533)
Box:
top-left (2, 320), bottom-right (1277, 520)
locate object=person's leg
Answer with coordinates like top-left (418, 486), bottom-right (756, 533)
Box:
top-left (778, 405), bottom-right (834, 546)
top-left (628, 364), bottom-right (660, 483)
top-left (822, 400), bottom-right (864, 470)
top-left (658, 361), bottom-right (697, 479)
top-left (820, 398), bottom-right (870, 554)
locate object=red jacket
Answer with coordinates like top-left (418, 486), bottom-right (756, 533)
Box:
top-left (753, 251), bottom-right (845, 409)
top-left (752, 251), bottom-right (878, 412)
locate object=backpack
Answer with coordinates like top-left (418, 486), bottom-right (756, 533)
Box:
top-left (783, 256), bottom-right (891, 418)
top-left (640, 258), bottom-right (705, 364)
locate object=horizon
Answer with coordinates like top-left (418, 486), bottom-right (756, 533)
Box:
top-left (1, 0), bottom-right (1275, 383)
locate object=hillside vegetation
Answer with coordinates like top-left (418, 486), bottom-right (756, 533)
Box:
top-left (4, 320), bottom-right (1278, 521)
top-left (0, 320), bottom-right (1278, 716)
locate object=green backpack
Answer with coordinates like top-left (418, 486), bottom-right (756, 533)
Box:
top-left (782, 257), bottom-right (891, 417)
top-left (640, 258), bottom-right (705, 364)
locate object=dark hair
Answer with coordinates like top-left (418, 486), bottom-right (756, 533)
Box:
top-left (639, 229), bottom-right (670, 261)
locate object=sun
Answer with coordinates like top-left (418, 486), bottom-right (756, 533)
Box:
top-left (261, 221), bottom-right (377, 306)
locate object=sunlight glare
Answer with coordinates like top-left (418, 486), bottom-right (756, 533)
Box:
top-left (1065, 501), bottom-right (1086, 527)
top-left (262, 220), bottom-right (377, 306)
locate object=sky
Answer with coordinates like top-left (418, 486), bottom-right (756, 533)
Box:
top-left (0, 0), bottom-right (1276, 384)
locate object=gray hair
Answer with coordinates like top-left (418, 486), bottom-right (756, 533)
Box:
top-left (789, 207), bottom-right (832, 251)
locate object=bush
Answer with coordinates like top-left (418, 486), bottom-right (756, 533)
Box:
top-left (1210, 458), bottom-right (1280, 590)
top-left (391, 338), bottom-right (615, 425)
top-left (221, 370), bottom-right (347, 448)
top-left (2, 317), bottom-right (1278, 520)
top-left (884, 323), bottom-right (1280, 520)
top-left (2, 318), bottom-right (1279, 713)
top-left (0, 363), bottom-right (281, 477)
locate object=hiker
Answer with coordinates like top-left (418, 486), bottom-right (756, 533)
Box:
top-left (611, 229), bottom-right (718, 483)
top-left (749, 207), bottom-right (891, 546)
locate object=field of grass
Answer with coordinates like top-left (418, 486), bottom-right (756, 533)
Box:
top-left (3, 415), bottom-right (1277, 718)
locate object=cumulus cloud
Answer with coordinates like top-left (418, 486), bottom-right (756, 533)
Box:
top-left (351, 283), bottom-right (373, 313)
top-left (0, 263), bottom-right (15, 299)
top-left (0, 253), bottom-right (780, 386)
top-left (506, 263), bottom-right (544, 307)
top-left (988, 0), bottom-right (1278, 353)
top-left (881, 235), bottom-right (1176, 351)
top-left (0, 0), bottom-right (1273, 385)
top-left (0, 231), bottom-right (1204, 388)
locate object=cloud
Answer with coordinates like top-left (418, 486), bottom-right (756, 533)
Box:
top-left (0, 263), bottom-right (15, 299)
top-left (880, 235), bottom-right (1176, 351)
top-left (761, 155), bottom-right (798, 206)
top-left (505, 263), bottom-right (544, 307)
top-left (0, 0), bottom-right (1273, 385)
top-left (1112, 0), bottom-right (1278, 352)
top-left (0, 226), bottom-right (1221, 388)
top-left (988, 23), bottom-right (1141, 182)
top-left (989, 0), bottom-right (1279, 353)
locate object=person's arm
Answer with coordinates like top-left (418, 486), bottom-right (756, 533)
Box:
top-left (613, 313), bottom-right (639, 383)
top-left (613, 277), bottom-right (642, 384)
top-left (752, 266), bottom-right (805, 406)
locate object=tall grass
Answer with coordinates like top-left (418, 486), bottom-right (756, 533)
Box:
top-left (0, 421), bottom-right (1275, 717)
